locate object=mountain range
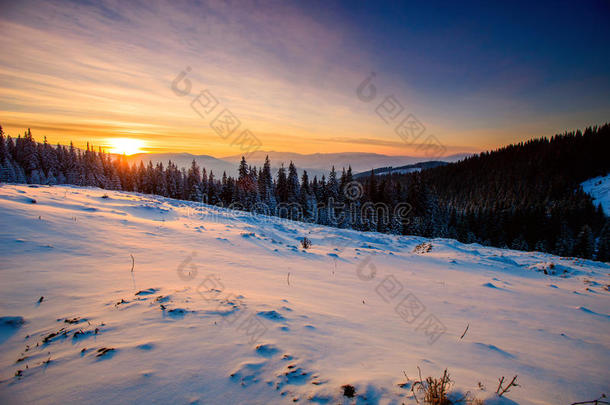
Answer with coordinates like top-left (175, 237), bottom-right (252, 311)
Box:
top-left (125, 151), bottom-right (472, 178)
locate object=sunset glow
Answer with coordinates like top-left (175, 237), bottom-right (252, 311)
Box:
top-left (106, 138), bottom-right (145, 155)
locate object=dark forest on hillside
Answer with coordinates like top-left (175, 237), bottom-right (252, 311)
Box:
top-left (1, 124), bottom-right (609, 261)
top-left (365, 124), bottom-right (610, 261)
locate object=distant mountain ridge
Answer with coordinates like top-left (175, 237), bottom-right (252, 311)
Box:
top-left (124, 151), bottom-right (472, 179)
top-left (220, 151), bottom-right (470, 172)
top-left (123, 153), bottom-right (236, 177)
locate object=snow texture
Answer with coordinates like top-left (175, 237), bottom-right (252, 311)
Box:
top-left (0, 184), bottom-right (609, 404)
top-left (582, 174), bottom-right (610, 216)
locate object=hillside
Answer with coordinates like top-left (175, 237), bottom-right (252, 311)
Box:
top-left (356, 125), bottom-right (610, 260)
top-left (1, 184), bottom-right (609, 404)
top-left (582, 174), bottom-right (610, 216)
top-left (353, 161), bottom-right (448, 179)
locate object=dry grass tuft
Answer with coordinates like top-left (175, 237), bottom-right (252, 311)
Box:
top-left (413, 242), bottom-right (432, 254)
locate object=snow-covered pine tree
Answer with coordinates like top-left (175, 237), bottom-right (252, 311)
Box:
top-left (187, 159), bottom-right (202, 202)
top-left (326, 166), bottom-right (339, 227)
top-left (0, 126), bottom-right (6, 164)
top-left (259, 155), bottom-right (276, 213)
top-left (207, 170), bottom-right (219, 205)
top-left (276, 164), bottom-right (287, 206)
top-left (299, 170), bottom-right (316, 222)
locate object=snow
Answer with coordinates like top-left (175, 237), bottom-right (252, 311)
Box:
top-left (582, 174), bottom-right (610, 216)
top-left (371, 167), bottom-right (422, 176)
top-left (0, 184), bottom-right (609, 404)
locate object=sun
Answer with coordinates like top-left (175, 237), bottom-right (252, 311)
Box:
top-left (107, 138), bottom-right (145, 155)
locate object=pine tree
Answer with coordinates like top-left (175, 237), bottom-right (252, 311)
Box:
top-left (596, 221), bottom-right (610, 262)
top-left (389, 213), bottom-right (403, 235)
top-left (276, 164), bottom-right (287, 204)
top-left (46, 170), bottom-right (58, 185)
top-left (287, 162), bottom-right (300, 203)
top-left (574, 225), bottom-right (595, 259)
top-left (220, 171), bottom-right (233, 204)
top-left (153, 163), bottom-right (166, 196)
top-left (0, 126), bottom-right (6, 164)
top-left (511, 235), bottom-right (529, 251)
top-left (327, 166), bottom-right (339, 202)
top-left (235, 157), bottom-right (257, 210)
top-left (0, 128), bottom-right (14, 182)
top-left (258, 155), bottom-right (275, 213)
top-left (65, 142), bottom-right (79, 184)
top-left (299, 170), bottom-right (316, 221)
top-left (207, 170), bottom-right (219, 205)
top-left (534, 240), bottom-right (548, 252)
top-left (21, 129), bottom-right (40, 177)
top-left (40, 136), bottom-right (58, 178)
top-left (326, 166), bottom-right (339, 226)
top-left (187, 160), bottom-right (202, 202)
top-left (29, 169), bottom-right (44, 184)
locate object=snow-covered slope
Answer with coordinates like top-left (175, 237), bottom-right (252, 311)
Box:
top-left (582, 174), bottom-right (610, 216)
top-left (0, 185), bottom-right (608, 404)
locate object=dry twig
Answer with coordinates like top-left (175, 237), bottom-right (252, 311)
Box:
top-left (460, 323), bottom-right (469, 339)
top-left (496, 375), bottom-right (519, 396)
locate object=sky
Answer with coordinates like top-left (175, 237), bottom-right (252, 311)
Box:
top-left (0, 0), bottom-right (609, 157)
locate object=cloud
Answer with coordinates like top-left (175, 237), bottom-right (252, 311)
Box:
top-left (312, 136), bottom-right (479, 156)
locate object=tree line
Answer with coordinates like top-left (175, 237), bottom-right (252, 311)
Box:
top-left (0, 126), bottom-right (407, 233)
top-left (0, 124), bottom-right (609, 261)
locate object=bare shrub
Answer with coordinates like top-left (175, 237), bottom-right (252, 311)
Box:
top-left (414, 242), bottom-right (432, 254)
top-left (301, 237), bottom-right (312, 249)
top-left (341, 384), bottom-right (355, 398)
top-left (413, 368), bottom-right (452, 404)
top-left (422, 369), bottom-right (452, 404)
top-left (406, 367), bottom-right (485, 405)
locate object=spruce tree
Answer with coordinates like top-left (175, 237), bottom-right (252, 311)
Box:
top-left (574, 225), bottom-right (595, 259)
top-left (299, 170), bottom-right (316, 221)
top-left (259, 155), bottom-right (275, 212)
top-left (596, 221), bottom-right (610, 262)
top-left (326, 166), bottom-right (339, 226)
top-left (0, 126), bottom-right (6, 164)
top-left (276, 164), bottom-right (287, 204)
top-left (287, 162), bottom-right (300, 203)
top-left (187, 160), bottom-right (202, 202)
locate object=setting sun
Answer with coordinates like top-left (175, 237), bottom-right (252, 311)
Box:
top-left (106, 138), bottom-right (145, 155)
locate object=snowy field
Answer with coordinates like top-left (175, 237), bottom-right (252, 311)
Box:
top-left (0, 184), bottom-right (609, 404)
top-left (582, 174), bottom-right (610, 216)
